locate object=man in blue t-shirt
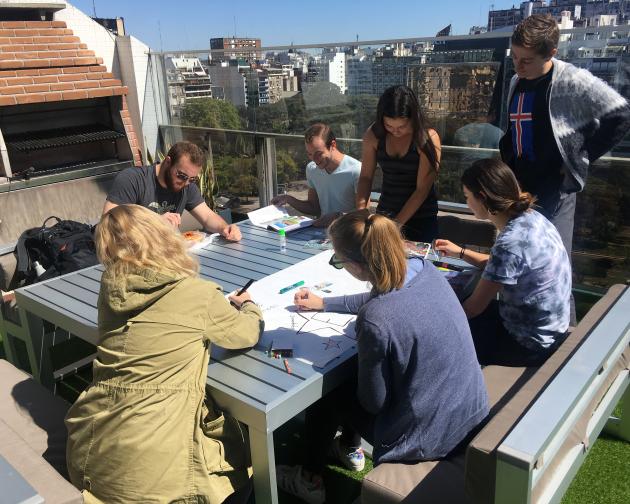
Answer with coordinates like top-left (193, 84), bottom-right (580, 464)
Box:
top-left (103, 141), bottom-right (241, 241)
top-left (271, 123), bottom-right (361, 227)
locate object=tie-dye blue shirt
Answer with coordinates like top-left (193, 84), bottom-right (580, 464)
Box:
top-left (481, 209), bottom-right (571, 350)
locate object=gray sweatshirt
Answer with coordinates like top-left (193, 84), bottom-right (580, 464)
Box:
top-left (325, 259), bottom-right (489, 464)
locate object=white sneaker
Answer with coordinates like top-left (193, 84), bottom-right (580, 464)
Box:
top-left (328, 437), bottom-right (365, 472)
top-left (276, 464), bottom-right (325, 504)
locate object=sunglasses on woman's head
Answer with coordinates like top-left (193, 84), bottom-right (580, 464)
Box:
top-left (175, 169), bottom-right (199, 184)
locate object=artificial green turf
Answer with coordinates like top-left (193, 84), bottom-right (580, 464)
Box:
top-left (273, 406), bottom-right (630, 504)
top-left (562, 435), bottom-right (630, 504)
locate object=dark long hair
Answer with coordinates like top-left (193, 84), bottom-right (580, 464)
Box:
top-left (372, 85), bottom-right (439, 172)
top-left (461, 158), bottom-right (536, 218)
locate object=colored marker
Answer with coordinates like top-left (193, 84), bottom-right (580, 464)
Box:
top-left (283, 358), bottom-right (292, 374)
top-left (434, 262), bottom-right (464, 272)
top-left (278, 280), bottom-right (305, 294)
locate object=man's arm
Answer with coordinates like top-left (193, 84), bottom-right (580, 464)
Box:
top-left (102, 200), bottom-right (118, 214)
top-left (189, 202), bottom-right (241, 241)
top-left (103, 194), bottom-right (182, 227)
top-left (271, 188), bottom-right (321, 216)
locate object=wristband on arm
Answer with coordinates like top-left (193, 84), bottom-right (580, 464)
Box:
top-left (459, 246), bottom-right (466, 259)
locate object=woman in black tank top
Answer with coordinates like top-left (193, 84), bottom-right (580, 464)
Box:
top-left (357, 85), bottom-right (441, 242)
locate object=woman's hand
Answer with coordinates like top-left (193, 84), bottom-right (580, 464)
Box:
top-left (294, 288), bottom-right (324, 311)
top-left (228, 291), bottom-right (252, 309)
top-left (434, 239), bottom-right (462, 258)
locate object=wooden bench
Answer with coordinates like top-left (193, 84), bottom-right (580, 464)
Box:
top-left (360, 284), bottom-right (630, 503)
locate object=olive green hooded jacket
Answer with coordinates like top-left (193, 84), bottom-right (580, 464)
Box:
top-left (65, 268), bottom-right (263, 503)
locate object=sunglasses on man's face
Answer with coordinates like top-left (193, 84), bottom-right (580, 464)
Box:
top-left (329, 253), bottom-right (353, 270)
top-left (175, 169), bottom-right (199, 184)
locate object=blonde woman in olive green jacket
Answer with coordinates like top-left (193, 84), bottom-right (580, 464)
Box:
top-left (65, 205), bottom-right (264, 504)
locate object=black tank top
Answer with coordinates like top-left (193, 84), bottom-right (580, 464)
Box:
top-left (376, 136), bottom-right (438, 224)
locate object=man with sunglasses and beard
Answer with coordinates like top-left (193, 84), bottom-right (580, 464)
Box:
top-left (103, 141), bottom-right (241, 241)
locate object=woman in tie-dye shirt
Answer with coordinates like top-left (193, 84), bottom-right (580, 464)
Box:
top-left (435, 158), bottom-right (571, 367)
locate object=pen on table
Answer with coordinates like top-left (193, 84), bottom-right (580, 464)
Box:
top-left (236, 279), bottom-right (255, 296)
top-left (283, 358), bottom-right (292, 374)
top-left (278, 280), bottom-right (305, 294)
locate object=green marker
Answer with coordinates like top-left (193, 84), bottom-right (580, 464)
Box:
top-left (278, 280), bottom-right (305, 294)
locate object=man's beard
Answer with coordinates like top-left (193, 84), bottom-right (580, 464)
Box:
top-left (164, 169), bottom-right (182, 192)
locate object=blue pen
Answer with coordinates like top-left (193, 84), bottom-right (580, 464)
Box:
top-left (279, 280), bottom-right (305, 294)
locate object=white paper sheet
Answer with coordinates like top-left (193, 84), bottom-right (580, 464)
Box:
top-left (248, 251), bottom-right (370, 368)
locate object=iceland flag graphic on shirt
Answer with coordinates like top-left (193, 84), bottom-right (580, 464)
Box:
top-left (510, 92), bottom-right (535, 161)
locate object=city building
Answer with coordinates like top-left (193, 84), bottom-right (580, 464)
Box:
top-left (207, 62), bottom-right (247, 108)
top-left (166, 57), bottom-right (213, 118)
top-left (346, 56), bottom-right (373, 95)
top-left (328, 52), bottom-right (348, 93)
top-left (489, 1), bottom-right (630, 31)
top-left (372, 56), bottom-right (420, 96)
top-left (408, 61), bottom-right (500, 122)
top-left (266, 69), bottom-right (284, 104)
top-left (302, 57), bottom-right (330, 90)
top-left (210, 37), bottom-right (262, 63)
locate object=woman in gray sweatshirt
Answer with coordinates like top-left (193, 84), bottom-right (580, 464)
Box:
top-left (277, 210), bottom-right (489, 504)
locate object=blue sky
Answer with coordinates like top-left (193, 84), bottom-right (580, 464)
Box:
top-left (69, 0), bottom-right (519, 51)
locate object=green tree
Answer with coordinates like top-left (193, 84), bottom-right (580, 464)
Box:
top-left (233, 174), bottom-right (259, 202)
top-left (276, 149), bottom-right (300, 186)
top-left (182, 98), bottom-right (243, 130)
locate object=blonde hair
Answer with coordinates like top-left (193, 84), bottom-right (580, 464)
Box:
top-left (96, 205), bottom-right (199, 281)
top-left (328, 210), bottom-right (407, 294)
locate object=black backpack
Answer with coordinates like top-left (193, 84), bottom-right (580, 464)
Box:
top-left (12, 216), bottom-right (98, 288)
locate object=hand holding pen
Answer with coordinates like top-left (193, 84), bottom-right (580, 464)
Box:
top-left (229, 279), bottom-right (255, 309)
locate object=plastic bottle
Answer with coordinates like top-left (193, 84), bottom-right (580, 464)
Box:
top-left (278, 229), bottom-right (287, 252)
top-left (33, 261), bottom-right (46, 278)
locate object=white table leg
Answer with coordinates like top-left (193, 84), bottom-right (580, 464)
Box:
top-left (249, 426), bottom-right (278, 504)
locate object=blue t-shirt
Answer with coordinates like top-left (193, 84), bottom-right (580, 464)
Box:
top-left (306, 155), bottom-right (361, 216)
top-left (482, 210), bottom-right (571, 350)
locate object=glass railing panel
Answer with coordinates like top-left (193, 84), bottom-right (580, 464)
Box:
top-left (158, 125), bottom-right (257, 211)
top-left (158, 123), bottom-right (630, 292)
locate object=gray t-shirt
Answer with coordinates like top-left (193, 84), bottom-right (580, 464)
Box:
top-left (306, 155), bottom-right (361, 215)
top-left (482, 209), bottom-right (571, 350)
top-left (107, 165), bottom-right (204, 215)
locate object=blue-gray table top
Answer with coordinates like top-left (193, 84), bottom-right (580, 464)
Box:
top-left (15, 221), bottom-right (352, 431)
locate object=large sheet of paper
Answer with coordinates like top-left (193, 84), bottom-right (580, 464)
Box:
top-left (246, 250), bottom-right (370, 368)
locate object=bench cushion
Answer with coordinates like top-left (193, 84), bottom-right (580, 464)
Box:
top-left (0, 420), bottom-right (82, 504)
top-left (0, 359), bottom-right (82, 502)
top-left (362, 454), bottom-right (468, 504)
top-left (361, 365), bottom-right (530, 504)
